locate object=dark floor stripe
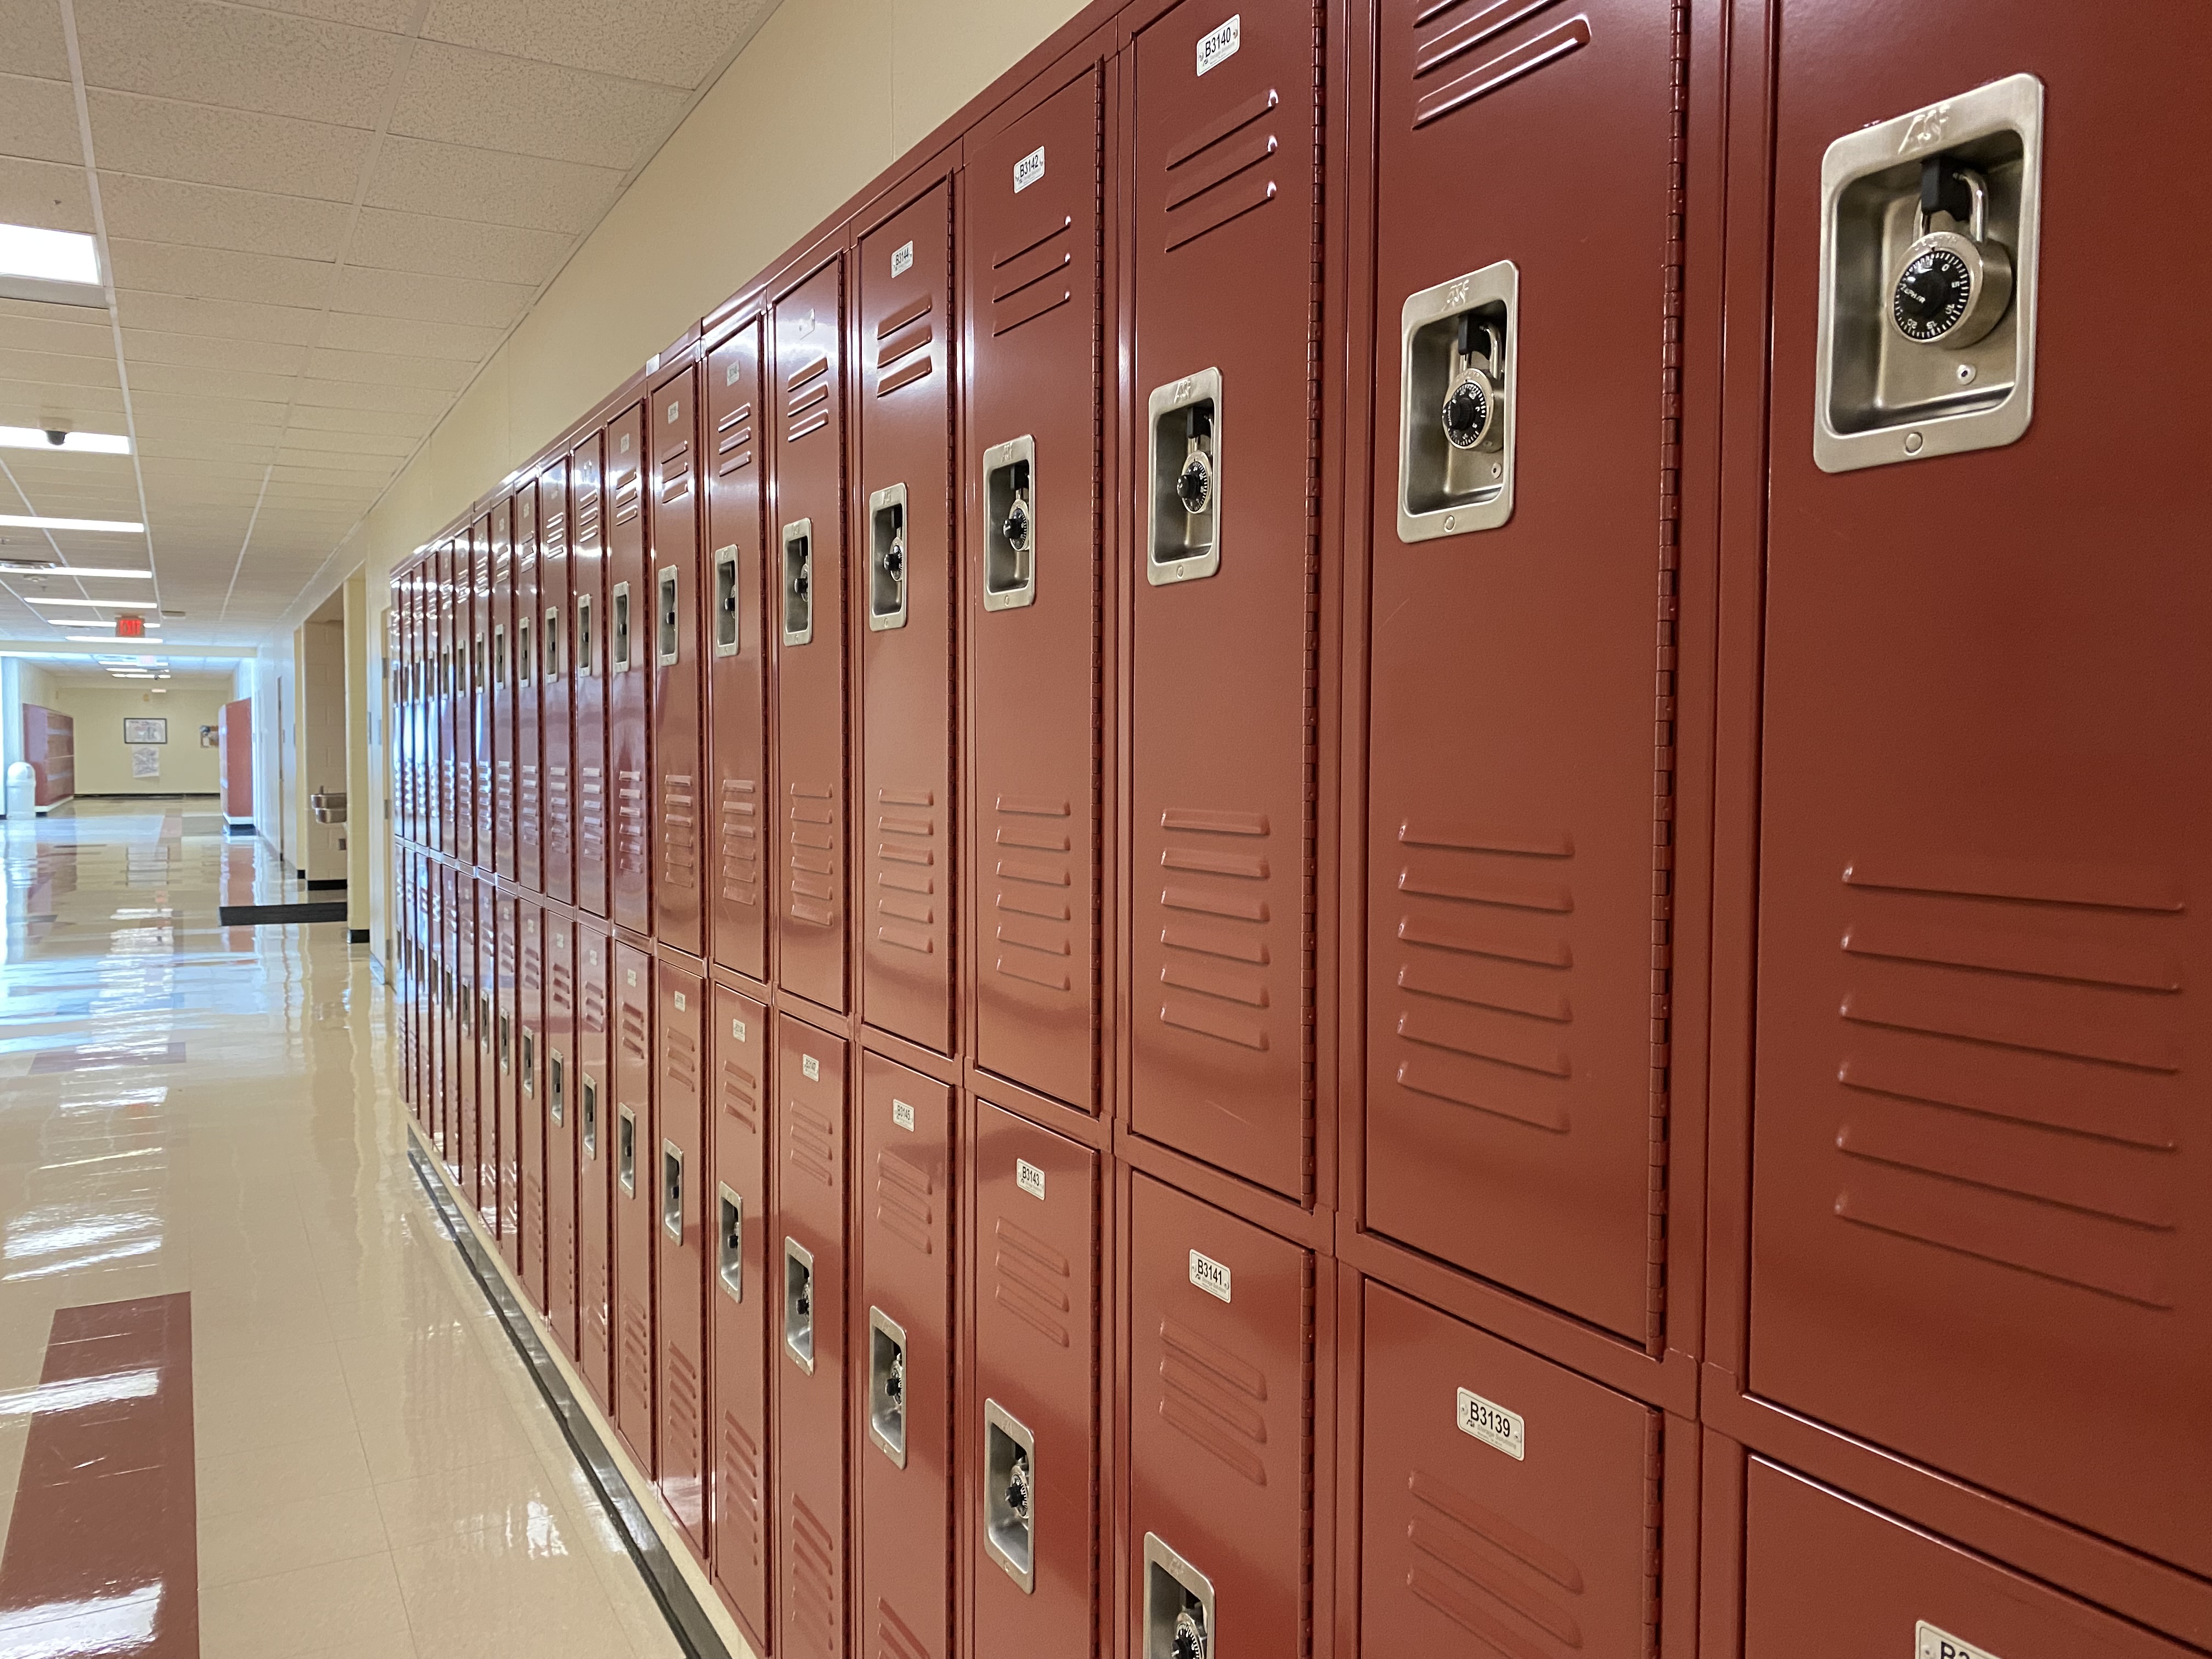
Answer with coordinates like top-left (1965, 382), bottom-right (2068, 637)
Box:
top-left (0, 1293), bottom-right (198, 1656)
top-left (216, 901), bottom-right (348, 926)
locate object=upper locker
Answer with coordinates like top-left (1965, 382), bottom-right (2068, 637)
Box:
top-left (1363, 0), bottom-right (1700, 1346)
top-left (472, 521), bottom-right (493, 865)
top-left (1127, 0), bottom-right (1327, 1202)
top-left (1748, 3), bottom-right (2212, 1583)
top-left (772, 258), bottom-right (851, 1014)
top-left (517, 483), bottom-right (544, 893)
top-left (652, 363), bottom-right (707, 960)
top-left (573, 430), bottom-right (610, 919)
top-left (608, 403), bottom-right (653, 935)
top-left (454, 537), bottom-right (476, 867)
top-left (966, 65), bottom-right (1108, 1115)
top-left (494, 499), bottom-right (517, 881)
top-left (435, 540), bottom-right (455, 858)
top-left (704, 320), bottom-right (770, 985)
top-left (858, 179), bottom-right (958, 1054)
top-left (541, 458), bottom-right (575, 907)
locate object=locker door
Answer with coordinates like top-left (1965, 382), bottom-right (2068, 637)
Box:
top-left (520, 901), bottom-right (546, 1310)
top-left (496, 893), bottom-right (521, 1269)
top-left (772, 261), bottom-right (849, 1014)
top-left (1749, 3), bottom-right (2212, 1576)
top-left (436, 866), bottom-right (454, 1164)
top-left (541, 459), bottom-right (575, 906)
top-left (705, 322), bottom-right (769, 984)
top-left (1126, 1174), bottom-right (1311, 1659)
top-left (476, 879), bottom-right (499, 1234)
top-left (436, 543), bottom-right (455, 858)
top-left (857, 185), bottom-right (956, 1053)
top-left (1742, 1460), bottom-right (2198, 1659)
top-left (657, 960), bottom-right (710, 1555)
top-left (1364, 0), bottom-right (1697, 1341)
top-left (966, 69), bottom-right (1106, 1114)
top-left (455, 540), bottom-right (476, 868)
top-left (472, 521), bottom-right (493, 863)
top-left (546, 911), bottom-right (579, 1359)
top-left (1127, 0), bottom-right (1325, 1200)
top-left (775, 1011), bottom-right (849, 1659)
top-left (612, 940), bottom-right (657, 1469)
top-left (572, 431), bottom-right (610, 918)
top-left (970, 1102), bottom-right (1098, 1659)
top-left (652, 365), bottom-right (706, 958)
top-left (578, 924), bottom-right (615, 1409)
top-left (456, 883), bottom-right (479, 1211)
top-left (856, 1053), bottom-right (952, 1659)
top-left (709, 983), bottom-right (771, 1645)
top-left (493, 498), bottom-right (517, 882)
top-left (1359, 1283), bottom-right (1657, 1658)
top-left (608, 402), bottom-right (652, 934)
top-left (516, 483), bottom-right (543, 893)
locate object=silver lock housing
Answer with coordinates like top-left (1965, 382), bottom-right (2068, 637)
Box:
top-left (1142, 1532), bottom-right (1214, 1659)
top-left (1146, 369), bottom-right (1222, 584)
top-left (981, 436), bottom-right (1037, 611)
top-left (1398, 259), bottom-right (1517, 542)
top-left (781, 519), bottom-right (813, 645)
top-left (867, 1306), bottom-right (908, 1467)
top-left (982, 1400), bottom-right (1036, 1593)
top-left (867, 483), bottom-right (908, 631)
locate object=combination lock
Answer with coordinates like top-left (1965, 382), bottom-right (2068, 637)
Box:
top-left (1175, 440), bottom-right (1214, 516)
top-left (882, 531), bottom-right (905, 580)
top-left (1171, 1610), bottom-right (1206, 1659)
top-left (1002, 490), bottom-right (1032, 555)
top-left (884, 1350), bottom-right (905, 1410)
top-left (1005, 1449), bottom-right (1031, 1523)
top-left (794, 1283), bottom-right (810, 1317)
top-left (1891, 160), bottom-right (2012, 348)
top-left (1441, 318), bottom-right (1505, 453)
top-left (789, 565), bottom-right (809, 600)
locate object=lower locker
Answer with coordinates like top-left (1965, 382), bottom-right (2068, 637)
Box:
top-left (437, 866), bottom-right (456, 1169)
top-left (709, 984), bottom-right (772, 1650)
top-left (858, 1053), bottom-right (953, 1659)
top-left (1125, 1175), bottom-right (1312, 1659)
top-left (521, 902), bottom-right (546, 1310)
top-left (578, 925), bottom-right (614, 1408)
top-left (776, 1011), bottom-right (849, 1659)
top-left (456, 889), bottom-right (478, 1213)
top-left (969, 1100), bottom-right (1099, 1659)
top-left (1740, 1457), bottom-right (2197, 1659)
top-left (546, 913), bottom-right (579, 1358)
top-left (1359, 1282), bottom-right (1658, 1659)
top-left (496, 894), bottom-right (520, 1269)
top-left (613, 941), bottom-right (657, 1469)
top-left (658, 961), bottom-right (709, 1556)
top-left (475, 881), bottom-right (498, 1235)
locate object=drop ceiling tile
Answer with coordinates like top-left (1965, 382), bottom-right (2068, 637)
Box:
top-left (0, 347), bottom-right (123, 391)
top-left (1, 0), bottom-right (71, 80)
top-left (122, 328), bottom-right (310, 376)
top-left (0, 156), bottom-right (94, 234)
top-left (349, 206), bottom-right (570, 286)
top-left (364, 134), bottom-right (623, 234)
top-left (129, 388), bottom-right (290, 426)
top-left (86, 88), bottom-right (369, 200)
top-left (72, 0), bottom-right (404, 128)
top-left (387, 41), bottom-right (687, 166)
top-left (100, 173), bottom-right (352, 261)
top-left (0, 310), bottom-right (112, 359)
top-left (279, 425), bottom-right (418, 456)
top-left (108, 239), bottom-right (336, 311)
top-left (305, 345), bottom-right (472, 390)
top-left (138, 455), bottom-right (269, 481)
top-left (331, 264), bottom-right (528, 328)
top-left (0, 73), bottom-right (84, 166)
top-left (0, 389), bottom-right (126, 426)
top-left (282, 401), bottom-right (431, 438)
top-left (313, 309), bottom-right (501, 362)
top-left (257, 0), bottom-right (421, 30)
top-left (115, 289), bottom-right (324, 347)
top-left (127, 359), bottom-right (300, 400)
top-left (291, 377), bottom-right (449, 414)
top-left (0, 450), bottom-right (135, 487)
top-left (133, 436), bottom-right (282, 465)
top-left (426, 0), bottom-right (774, 90)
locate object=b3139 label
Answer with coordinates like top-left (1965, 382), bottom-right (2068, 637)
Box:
top-left (1917, 1623), bottom-right (2001, 1659)
top-left (1455, 1387), bottom-right (1525, 1460)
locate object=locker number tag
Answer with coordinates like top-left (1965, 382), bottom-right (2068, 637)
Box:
top-left (1455, 1387), bottom-right (1526, 1461)
top-left (731, 1018), bottom-right (747, 1042)
top-left (892, 1098), bottom-right (915, 1132)
top-left (1015, 1159), bottom-right (1046, 1201)
top-left (891, 241), bottom-right (914, 278)
top-left (1013, 146), bottom-right (1046, 194)
top-left (673, 991), bottom-right (686, 1012)
top-left (802, 1054), bottom-right (820, 1081)
top-left (667, 399), bottom-right (680, 424)
top-left (1196, 14), bottom-right (1240, 75)
top-left (1188, 1249), bottom-right (1232, 1303)
top-left (726, 359), bottom-right (742, 386)
top-left (1917, 1623), bottom-right (2002, 1659)
top-left (626, 969), bottom-right (637, 986)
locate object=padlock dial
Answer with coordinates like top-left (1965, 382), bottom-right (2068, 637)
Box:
top-left (1002, 495), bottom-right (1031, 553)
top-left (1442, 374), bottom-right (1492, 450)
top-left (1892, 247), bottom-right (1974, 342)
top-left (1006, 1451), bottom-right (1031, 1521)
top-left (1171, 1610), bottom-right (1205, 1659)
top-left (883, 535), bottom-right (904, 578)
top-left (1176, 449), bottom-right (1213, 515)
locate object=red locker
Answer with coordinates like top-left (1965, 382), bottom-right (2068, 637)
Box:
top-left (577, 923), bottom-right (616, 1408)
top-left (540, 459), bottom-right (575, 907)
top-left (496, 892), bottom-right (521, 1269)
top-left (709, 982), bottom-right (771, 1645)
top-left (612, 940), bottom-right (656, 1469)
top-left (965, 69), bottom-right (1107, 1113)
top-left (455, 541), bottom-right (477, 868)
top-left (516, 483), bottom-right (543, 894)
top-left (607, 402), bottom-right (652, 935)
top-left (772, 261), bottom-right (850, 1014)
top-left (520, 900), bottom-right (546, 1310)
top-left (657, 960), bottom-right (709, 1554)
top-left (775, 1010), bottom-right (849, 1659)
top-left (493, 499), bottom-right (517, 882)
top-left (857, 185), bottom-right (956, 1053)
top-left (472, 520), bottom-right (492, 862)
top-left (1741, 1459), bottom-right (2198, 1659)
top-left (1360, 1282), bottom-right (1658, 1658)
top-left (572, 430), bottom-right (610, 919)
top-left (969, 1101), bottom-right (1098, 1659)
top-left (435, 865), bottom-right (454, 1163)
top-left (546, 910), bottom-right (579, 1359)
top-left (1125, 1173), bottom-right (1311, 1659)
top-left (456, 878), bottom-right (479, 1211)
top-left (704, 321), bottom-right (770, 984)
top-left (475, 879), bottom-right (499, 1235)
top-left (1126, 0), bottom-right (1325, 1200)
top-left (651, 365), bottom-right (706, 960)
top-left (1747, 4), bottom-right (2212, 1577)
top-left (1362, 0), bottom-right (1700, 1342)
top-left (856, 1053), bottom-right (953, 1659)
top-left (436, 541), bottom-right (455, 859)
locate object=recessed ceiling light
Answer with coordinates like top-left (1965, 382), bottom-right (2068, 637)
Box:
top-left (0, 426), bottom-right (129, 455)
top-left (0, 562), bottom-right (155, 578)
top-left (65, 632), bottom-right (159, 642)
top-left (0, 514), bottom-right (143, 534)
top-left (23, 597), bottom-right (134, 608)
top-left (0, 224), bottom-right (103, 307)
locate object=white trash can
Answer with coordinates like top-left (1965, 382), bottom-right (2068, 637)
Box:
top-left (5, 761), bottom-right (35, 820)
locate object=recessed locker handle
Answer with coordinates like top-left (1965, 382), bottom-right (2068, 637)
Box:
top-left (1143, 1533), bottom-right (1215, 1659)
top-left (716, 1185), bottom-right (743, 1301)
top-left (781, 519), bottom-right (814, 646)
top-left (611, 581), bottom-right (632, 672)
top-left (983, 1399), bottom-right (1036, 1593)
top-left (661, 1141), bottom-right (684, 1240)
top-left (867, 1307), bottom-right (909, 1467)
top-left (981, 436), bottom-right (1037, 612)
top-left (867, 483), bottom-right (908, 631)
top-left (617, 1104), bottom-right (636, 1195)
top-left (712, 545), bottom-right (740, 657)
top-left (580, 1076), bottom-right (598, 1158)
top-left (783, 1237), bottom-right (815, 1372)
top-left (548, 1052), bottom-right (565, 1125)
top-left (1145, 371), bottom-right (1222, 585)
top-left (656, 565), bottom-right (680, 665)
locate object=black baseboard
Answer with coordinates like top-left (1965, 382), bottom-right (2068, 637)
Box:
top-left (307, 878), bottom-right (347, 891)
top-left (218, 901), bottom-right (348, 926)
top-left (225, 823), bottom-right (253, 836)
top-left (348, 927), bottom-right (369, 944)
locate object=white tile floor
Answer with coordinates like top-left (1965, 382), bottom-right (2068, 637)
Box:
top-left (0, 801), bottom-right (687, 1658)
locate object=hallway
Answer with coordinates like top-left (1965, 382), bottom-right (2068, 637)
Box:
top-left (0, 801), bottom-right (687, 1658)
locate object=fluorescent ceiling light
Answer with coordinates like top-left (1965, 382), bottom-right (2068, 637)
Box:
top-left (66, 634), bottom-right (159, 642)
top-left (0, 514), bottom-right (143, 534)
top-left (22, 597), bottom-right (136, 608)
top-left (0, 223), bottom-right (104, 308)
top-left (0, 563), bottom-right (155, 578)
top-left (0, 426), bottom-right (129, 455)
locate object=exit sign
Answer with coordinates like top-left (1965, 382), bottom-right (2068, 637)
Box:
top-left (116, 615), bottom-right (144, 637)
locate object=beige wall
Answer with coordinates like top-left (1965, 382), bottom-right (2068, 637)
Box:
top-left (42, 681), bottom-right (232, 795)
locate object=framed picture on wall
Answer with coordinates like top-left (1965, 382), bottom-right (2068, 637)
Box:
top-left (123, 718), bottom-right (167, 744)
